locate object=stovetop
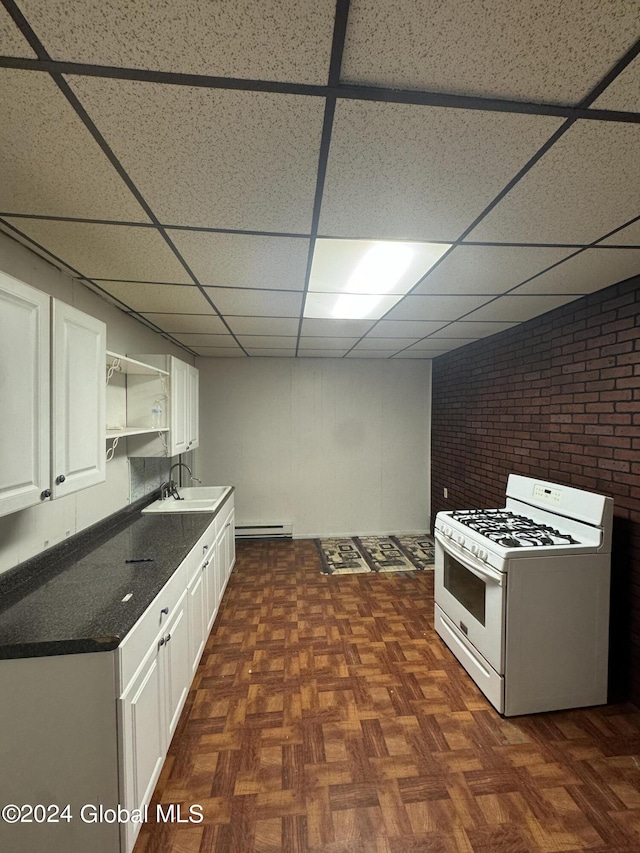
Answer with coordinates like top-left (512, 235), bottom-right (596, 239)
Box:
top-left (448, 509), bottom-right (581, 548)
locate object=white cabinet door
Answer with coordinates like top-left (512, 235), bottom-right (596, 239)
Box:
top-left (169, 357), bottom-right (188, 456)
top-left (52, 300), bottom-right (106, 497)
top-left (162, 590), bottom-right (191, 741)
top-left (187, 364), bottom-right (199, 451)
top-left (204, 544), bottom-right (218, 632)
top-left (0, 272), bottom-right (50, 517)
top-left (226, 508), bottom-right (236, 577)
top-left (118, 645), bottom-right (165, 852)
top-left (187, 562), bottom-right (206, 677)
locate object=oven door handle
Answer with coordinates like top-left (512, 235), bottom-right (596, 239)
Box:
top-left (434, 531), bottom-right (504, 586)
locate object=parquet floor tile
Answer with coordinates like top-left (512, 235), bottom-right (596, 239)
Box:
top-left (134, 539), bottom-right (640, 853)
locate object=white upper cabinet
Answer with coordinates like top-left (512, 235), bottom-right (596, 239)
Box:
top-left (0, 272), bottom-right (50, 516)
top-left (0, 271), bottom-right (106, 517)
top-left (52, 301), bottom-right (106, 497)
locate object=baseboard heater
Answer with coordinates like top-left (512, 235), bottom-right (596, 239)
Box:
top-left (235, 523), bottom-right (293, 539)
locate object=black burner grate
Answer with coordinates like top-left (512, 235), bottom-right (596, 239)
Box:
top-left (449, 509), bottom-right (580, 547)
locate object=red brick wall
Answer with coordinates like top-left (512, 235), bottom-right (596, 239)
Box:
top-left (431, 275), bottom-right (640, 704)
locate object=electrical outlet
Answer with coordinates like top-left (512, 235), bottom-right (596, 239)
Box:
top-left (443, 487), bottom-right (448, 499)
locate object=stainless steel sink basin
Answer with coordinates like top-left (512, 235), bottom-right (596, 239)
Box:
top-left (142, 485), bottom-right (232, 514)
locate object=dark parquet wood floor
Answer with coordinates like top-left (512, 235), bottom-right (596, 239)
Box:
top-left (134, 539), bottom-right (640, 853)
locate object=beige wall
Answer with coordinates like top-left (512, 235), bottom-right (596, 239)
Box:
top-left (196, 357), bottom-right (432, 538)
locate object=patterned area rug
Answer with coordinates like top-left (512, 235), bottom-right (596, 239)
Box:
top-left (315, 538), bottom-right (372, 574)
top-left (393, 535), bottom-right (436, 570)
top-left (316, 534), bottom-right (434, 575)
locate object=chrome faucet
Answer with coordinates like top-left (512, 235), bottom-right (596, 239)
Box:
top-left (167, 462), bottom-right (201, 499)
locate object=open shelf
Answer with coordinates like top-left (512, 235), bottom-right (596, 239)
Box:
top-left (106, 427), bottom-right (169, 439)
top-left (106, 351), bottom-right (169, 377)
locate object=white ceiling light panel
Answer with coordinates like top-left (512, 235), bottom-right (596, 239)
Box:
top-left (303, 238), bottom-right (451, 320)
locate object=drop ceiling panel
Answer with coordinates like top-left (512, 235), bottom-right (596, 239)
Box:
top-left (3, 219), bottom-right (190, 281)
top-left (383, 294), bottom-right (492, 322)
top-left (412, 245), bottom-right (576, 295)
top-left (513, 248), bottom-right (640, 295)
top-left (98, 282), bottom-right (212, 314)
top-left (462, 294), bottom-right (579, 323)
top-left (601, 220), bottom-right (640, 246)
top-left (300, 350), bottom-right (352, 358)
top-left (351, 337), bottom-right (419, 351)
top-left (393, 350), bottom-right (446, 359)
top-left (319, 100), bottom-right (562, 241)
top-left (300, 318), bottom-right (376, 337)
top-left (169, 231), bottom-right (310, 290)
top-left (138, 313), bottom-right (228, 334)
top-left (591, 56), bottom-right (640, 112)
top-left (0, 69), bottom-right (148, 221)
top-left (238, 336), bottom-right (299, 349)
top-left (407, 338), bottom-right (479, 351)
top-left (244, 348), bottom-right (298, 357)
top-left (68, 76), bottom-right (325, 232)
top-left (226, 317), bottom-right (301, 336)
top-left (468, 120), bottom-right (640, 245)
top-left (341, 0), bottom-right (639, 104)
top-left (171, 334), bottom-right (239, 348)
top-left (0, 3), bottom-right (638, 360)
top-left (203, 287), bottom-right (302, 317)
top-left (366, 320), bottom-right (448, 338)
top-left (430, 321), bottom-right (520, 338)
top-left (21, 0), bottom-right (335, 85)
top-left (0, 6), bottom-right (36, 56)
top-left (191, 347), bottom-right (246, 358)
top-left (298, 337), bottom-right (361, 350)
top-left (346, 350), bottom-right (404, 358)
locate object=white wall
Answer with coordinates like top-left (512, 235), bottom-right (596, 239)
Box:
top-left (196, 357), bottom-right (431, 538)
top-left (0, 230), bottom-right (191, 575)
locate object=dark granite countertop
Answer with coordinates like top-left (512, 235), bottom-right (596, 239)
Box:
top-left (0, 490), bottom-right (234, 660)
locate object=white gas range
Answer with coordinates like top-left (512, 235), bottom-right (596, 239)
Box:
top-left (434, 475), bottom-right (613, 717)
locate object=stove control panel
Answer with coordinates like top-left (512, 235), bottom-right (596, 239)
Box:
top-left (532, 483), bottom-right (562, 504)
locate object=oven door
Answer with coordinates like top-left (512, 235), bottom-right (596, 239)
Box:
top-left (434, 531), bottom-right (506, 673)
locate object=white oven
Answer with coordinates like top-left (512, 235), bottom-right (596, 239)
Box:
top-left (434, 530), bottom-right (505, 672)
top-left (434, 475), bottom-right (613, 717)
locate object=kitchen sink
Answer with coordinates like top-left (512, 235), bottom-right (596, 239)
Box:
top-left (142, 485), bottom-right (232, 514)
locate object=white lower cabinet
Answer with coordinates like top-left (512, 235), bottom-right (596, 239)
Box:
top-left (0, 495), bottom-right (235, 853)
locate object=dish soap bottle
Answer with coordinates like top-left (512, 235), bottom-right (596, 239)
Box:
top-left (151, 399), bottom-right (163, 429)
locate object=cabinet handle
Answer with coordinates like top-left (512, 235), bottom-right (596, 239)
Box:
top-left (56, 474), bottom-right (66, 484)
top-left (40, 489), bottom-right (52, 500)
top-left (165, 633), bottom-right (172, 643)
top-left (203, 560), bottom-right (209, 568)
top-left (160, 607), bottom-right (169, 615)
top-left (158, 637), bottom-right (165, 647)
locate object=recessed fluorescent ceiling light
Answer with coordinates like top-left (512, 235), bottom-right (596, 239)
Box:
top-left (303, 239), bottom-right (451, 320)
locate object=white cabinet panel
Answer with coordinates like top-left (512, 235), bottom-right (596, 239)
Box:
top-left (188, 363), bottom-right (199, 450)
top-left (187, 562), bottom-right (206, 677)
top-left (118, 646), bottom-right (165, 853)
top-left (52, 300), bottom-right (106, 497)
top-left (0, 272), bottom-right (50, 517)
top-left (163, 593), bottom-right (191, 740)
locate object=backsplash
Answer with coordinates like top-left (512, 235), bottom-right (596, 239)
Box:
top-left (129, 450), bottom-right (197, 503)
top-left (129, 457), bottom-right (171, 502)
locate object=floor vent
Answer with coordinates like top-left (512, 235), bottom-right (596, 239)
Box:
top-left (235, 523), bottom-right (293, 539)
